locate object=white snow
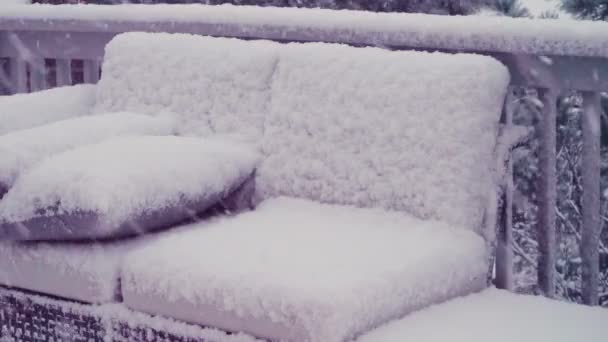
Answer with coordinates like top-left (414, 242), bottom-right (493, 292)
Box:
top-left (0, 7), bottom-right (601, 341)
top-left (0, 238), bottom-right (143, 303)
top-left (0, 136), bottom-right (259, 229)
top-left (0, 84), bottom-right (96, 135)
top-left (0, 112), bottom-right (176, 193)
top-left (357, 287), bottom-right (608, 342)
top-left (258, 42), bottom-right (509, 232)
top-left (95, 32), bottom-right (278, 140)
top-left (0, 4), bottom-right (607, 58)
top-left (98, 33), bottom-right (508, 232)
top-left (521, 0), bottom-right (565, 18)
top-left (122, 197), bottom-right (488, 342)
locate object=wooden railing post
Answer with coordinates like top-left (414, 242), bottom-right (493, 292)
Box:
top-left (581, 91), bottom-right (602, 306)
top-left (496, 93), bottom-right (515, 291)
top-left (0, 59), bottom-right (9, 95)
top-left (537, 88), bottom-right (558, 298)
top-left (55, 59), bottom-right (73, 87)
top-left (29, 57), bottom-right (47, 92)
top-left (8, 57), bottom-right (27, 94)
top-left (83, 59), bottom-right (101, 84)
top-left (496, 175), bottom-right (514, 290)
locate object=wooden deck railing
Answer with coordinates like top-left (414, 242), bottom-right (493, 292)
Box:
top-left (0, 4), bottom-right (606, 305)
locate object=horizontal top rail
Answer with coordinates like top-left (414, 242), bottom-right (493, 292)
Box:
top-left (0, 4), bottom-right (607, 91)
top-left (0, 4), bottom-right (607, 59)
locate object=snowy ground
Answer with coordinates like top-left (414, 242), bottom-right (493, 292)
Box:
top-left (358, 287), bottom-right (608, 342)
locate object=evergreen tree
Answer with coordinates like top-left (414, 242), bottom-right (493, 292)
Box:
top-left (493, 0), bottom-right (530, 17)
top-left (562, 0), bottom-right (608, 20)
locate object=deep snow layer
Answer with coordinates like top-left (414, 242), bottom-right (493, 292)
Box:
top-left (0, 84), bottom-right (96, 135)
top-left (0, 112), bottom-right (175, 191)
top-left (258, 41), bottom-right (508, 232)
top-left (0, 238), bottom-right (138, 303)
top-left (98, 32), bottom-right (509, 233)
top-left (122, 197), bottom-right (488, 342)
top-left (1, 4), bottom-right (607, 58)
top-left (357, 287), bottom-right (608, 342)
top-left (0, 136), bottom-right (259, 226)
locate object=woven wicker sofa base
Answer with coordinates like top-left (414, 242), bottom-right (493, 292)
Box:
top-left (0, 286), bottom-right (254, 342)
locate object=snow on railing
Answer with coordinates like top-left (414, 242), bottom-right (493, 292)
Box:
top-left (0, 3), bottom-right (605, 305)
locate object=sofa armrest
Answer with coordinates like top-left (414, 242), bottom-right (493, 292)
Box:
top-left (0, 84), bottom-right (97, 135)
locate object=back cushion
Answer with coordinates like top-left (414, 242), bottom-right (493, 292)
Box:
top-left (257, 43), bottom-right (510, 232)
top-left (96, 34), bottom-right (509, 232)
top-left (95, 33), bottom-right (278, 141)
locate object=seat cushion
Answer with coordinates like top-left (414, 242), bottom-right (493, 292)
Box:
top-left (258, 42), bottom-right (510, 232)
top-left (94, 33), bottom-right (509, 234)
top-left (0, 136), bottom-right (258, 241)
top-left (0, 238), bottom-right (142, 303)
top-left (357, 288), bottom-right (608, 342)
top-left (121, 197), bottom-right (488, 341)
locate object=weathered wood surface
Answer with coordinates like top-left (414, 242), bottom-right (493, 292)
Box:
top-left (55, 58), bottom-right (72, 87)
top-left (538, 88), bottom-right (558, 299)
top-left (0, 18), bottom-right (607, 91)
top-left (495, 93), bottom-right (516, 291)
top-left (581, 91), bottom-right (602, 306)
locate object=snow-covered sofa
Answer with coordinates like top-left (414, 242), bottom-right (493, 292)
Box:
top-left (1, 32), bottom-right (604, 342)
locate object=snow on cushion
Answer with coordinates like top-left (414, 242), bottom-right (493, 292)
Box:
top-left (0, 136), bottom-right (259, 241)
top-left (93, 33), bottom-right (509, 233)
top-left (0, 112), bottom-right (175, 198)
top-left (357, 288), bottom-right (608, 342)
top-left (257, 43), bottom-right (510, 232)
top-left (121, 197), bottom-right (488, 342)
top-left (95, 32), bottom-right (278, 140)
top-left (0, 84), bottom-right (96, 135)
top-left (0, 238), bottom-right (143, 303)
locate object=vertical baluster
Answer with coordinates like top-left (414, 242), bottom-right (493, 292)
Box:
top-left (496, 92), bottom-right (515, 291)
top-left (581, 91), bottom-right (601, 306)
top-left (537, 88), bottom-right (557, 298)
top-left (29, 57), bottom-right (47, 92)
top-left (0, 59), bottom-right (8, 95)
top-left (55, 59), bottom-right (73, 87)
top-left (9, 57), bottom-right (27, 94)
top-left (83, 59), bottom-right (101, 84)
